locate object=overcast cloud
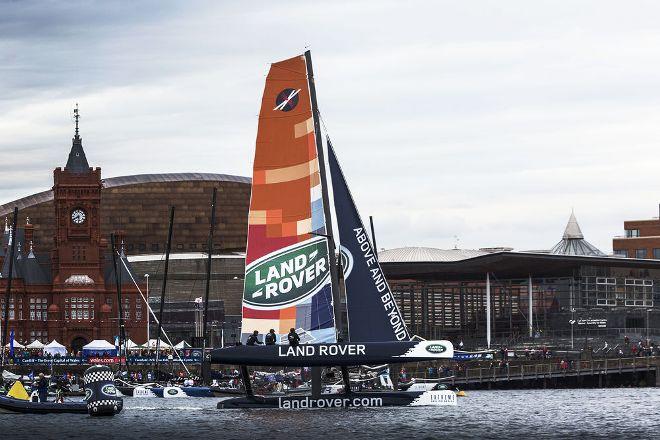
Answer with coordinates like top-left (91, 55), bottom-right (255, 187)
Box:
top-left (2, 0), bottom-right (660, 253)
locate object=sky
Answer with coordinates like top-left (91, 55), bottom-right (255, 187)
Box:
top-left (1, 0), bottom-right (660, 253)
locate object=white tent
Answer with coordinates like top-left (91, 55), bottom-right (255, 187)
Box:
top-left (174, 340), bottom-right (192, 349)
top-left (82, 339), bottom-right (117, 355)
top-left (147, 339), bottom-right (171, 350)
top-left (43, 340), bottom-right (67, 357)
top-left (121, 339), bottom-right (142, 351)
top-left (5, 340), bottom-right (26, 349)
top-left (26, 340), bottom-right (45, 350)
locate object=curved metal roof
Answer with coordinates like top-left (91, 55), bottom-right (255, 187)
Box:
top-left (0, 173), bottom-right (251, 216)
top-left (378, 246), bottom-right (489, 263)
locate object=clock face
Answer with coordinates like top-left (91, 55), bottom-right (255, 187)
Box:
top-left (71, 208), bottom-right (86, 225)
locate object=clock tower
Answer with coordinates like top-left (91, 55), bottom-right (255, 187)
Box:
top-left (51, 106), bottom-right (106, 287)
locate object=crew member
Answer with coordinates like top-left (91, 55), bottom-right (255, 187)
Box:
top-left (246, 330), bottom-right (263, 346)
top-left (36, 373), bottom-right (48, 403)
top-left (287, 328), bottom-right (301, 347)
top-left (265, 329), bottom-right (277, 346)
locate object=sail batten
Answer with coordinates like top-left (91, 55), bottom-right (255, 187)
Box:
top-left (240, 54), bottom-right (336, 344)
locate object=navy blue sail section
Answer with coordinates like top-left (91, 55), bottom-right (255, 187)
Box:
top-left (327, 140), bottom-right (410, 342)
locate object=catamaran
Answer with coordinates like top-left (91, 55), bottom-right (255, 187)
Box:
top-left (211, 51), bottom-right (456, 409)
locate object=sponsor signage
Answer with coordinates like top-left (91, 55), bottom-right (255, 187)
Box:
top-left (244, 237), bottom-right (331, 308)
top-left (278, 344), bottom-right (366, 357)
top-left (425, 344), bottom-right (447, 354)
top-left (13, 355), bottom-right (202, 366)
top-left (102, 384), bottom-right (117, 396)
top-left (577, 319), bottom-right (607, 328)
top-left (14, 357), bottom-right (82, 366)
top-left (89, 357), bottom-right (124, 365)
top-left (278, 396), bottom-right (384, 409)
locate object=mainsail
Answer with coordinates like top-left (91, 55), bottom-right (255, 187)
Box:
top-left (241, 55), bottom-right (336, 344)
top-left (327, 140), bottom-right (410, 342)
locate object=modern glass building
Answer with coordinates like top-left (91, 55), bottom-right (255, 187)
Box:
top-left (380, 214), bottom-right (660, 346)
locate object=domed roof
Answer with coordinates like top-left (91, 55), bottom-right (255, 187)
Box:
top-left (100, 303), bottom-right (112, 313)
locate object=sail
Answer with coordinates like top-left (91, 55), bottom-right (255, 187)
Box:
top-left (241, 55), bottom-right (336, 344)
top-left (328, 141), bottom-right (410, 342)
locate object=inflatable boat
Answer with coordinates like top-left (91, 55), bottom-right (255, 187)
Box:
top-left (0, 395), bottom-right (89, 414)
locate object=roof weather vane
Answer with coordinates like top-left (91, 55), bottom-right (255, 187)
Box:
top-left (74, 103), bottom-right (80, 137)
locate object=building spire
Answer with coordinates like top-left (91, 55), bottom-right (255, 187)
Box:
top-left (65, 104), bottom-right (90, 173)
top-left (74, 103), bottom-right (80, 138)
top-left (563, 211), bottom-right (584, 239)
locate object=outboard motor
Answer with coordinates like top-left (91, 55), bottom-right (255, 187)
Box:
top-left (83, 365), bottom-right (123, 416)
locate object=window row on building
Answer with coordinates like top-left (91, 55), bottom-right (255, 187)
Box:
top-left (613, 248), bottom-right (660, 259)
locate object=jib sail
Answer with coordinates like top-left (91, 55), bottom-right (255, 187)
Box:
top-left (327, 140), bottom-right (410, 342)
top-left (241, 54), bottom-right (336, 344)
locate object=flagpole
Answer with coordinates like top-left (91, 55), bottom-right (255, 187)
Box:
top-left (1, 207), bottom-right (18, 368)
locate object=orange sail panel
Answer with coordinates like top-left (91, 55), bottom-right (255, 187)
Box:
top-left (241, 55), bottom-right (336, 344)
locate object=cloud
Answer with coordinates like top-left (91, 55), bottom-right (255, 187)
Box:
top-left (2, 0), bottom-right (660, 254)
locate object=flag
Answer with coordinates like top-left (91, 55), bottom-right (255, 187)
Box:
top-left (9, 330), bottom-right (14, 357)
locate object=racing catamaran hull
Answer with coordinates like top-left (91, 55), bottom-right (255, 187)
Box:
top-left (218, 390), bottom-right (456, 409)
top-left (210, 340), bottom-right (453, 367)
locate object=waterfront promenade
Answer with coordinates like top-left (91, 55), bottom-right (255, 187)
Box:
top-left (442, 356), bottom-right (660, 389)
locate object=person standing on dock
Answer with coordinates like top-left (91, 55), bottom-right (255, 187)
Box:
top-left (265, 329), bottom-right (277, 345)
top-left (287, 328), bottom-right (300, 347)
top-left (36, 373), bottom-right (48, 403)
top-left (246, 330), bottom-right (263, 346)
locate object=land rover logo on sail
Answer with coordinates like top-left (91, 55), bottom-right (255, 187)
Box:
top-left (244, 237), bottom-right (331, 308)
top-left (167, 389), bottom-right (179, 396)
top-left (425, 344), bottom-right (447, 354)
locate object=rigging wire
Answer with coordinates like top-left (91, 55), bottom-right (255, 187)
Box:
top-left (118, 253), bottom-right (191, 375)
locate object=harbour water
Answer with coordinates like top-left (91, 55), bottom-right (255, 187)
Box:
top-left (1, 388), bottom-right (659, 439)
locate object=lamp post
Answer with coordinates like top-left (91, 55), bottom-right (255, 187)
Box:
top-left (646, 308), bottom-right (652, 347)
top-left (570, 308), bottom-right (576, 349)
top-left (144, 274), bottom-right (150, 342)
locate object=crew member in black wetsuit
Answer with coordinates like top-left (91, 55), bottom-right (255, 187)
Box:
top-left (287, 328), bottom-right (301, 347)
top-left (265, 329), bottom-right (277, 346)
top-left (246, 330), bottom-right (263, 346)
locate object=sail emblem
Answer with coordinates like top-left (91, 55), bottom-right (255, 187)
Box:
top-left (274, 88), bottom-right (301, 112)
top-left (340, 245), bottom-right (353, 279)
top-left (244, 237), bottom-right (331, 308)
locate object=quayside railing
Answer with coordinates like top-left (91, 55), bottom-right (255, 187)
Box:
top-left (441, 356), bottom-right (659, 383)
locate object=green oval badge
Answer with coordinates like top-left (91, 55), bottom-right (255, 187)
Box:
top-left (243, 237), bottom-right (331, 308)
top-left (425, 344), bottom-right (447, 354)
top-left (102, 384), bottom-right (116, 396)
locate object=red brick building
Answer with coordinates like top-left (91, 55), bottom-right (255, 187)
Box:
top-left (0, 113), bottom-right (147, 353)
top-left (612, 205), bottom-right (660, 259)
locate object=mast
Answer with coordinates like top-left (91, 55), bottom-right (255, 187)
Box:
top-left (369, 215), bottom-right (378, 258)
top-left (202, 187), bottom-right (217, 384)
top-left (1, 207), bottom-right (18, 368)
top-left (110, 233), bottom-right (127, 372)
top-left (154, 206), bottom-right (175, 379)
top-left (304, 50), bottom-right (345, 341)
